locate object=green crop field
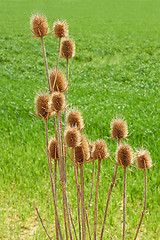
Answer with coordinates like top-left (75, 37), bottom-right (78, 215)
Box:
top-left (0, 0), bottom-right (160, 239)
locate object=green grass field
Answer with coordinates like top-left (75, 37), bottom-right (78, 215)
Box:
top-left (0, 0), bottom-right (160, 239)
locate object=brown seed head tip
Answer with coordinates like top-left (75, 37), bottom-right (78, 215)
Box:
top-left (117, 144), bottom-right (133, 167)
top-left (65, 127), bottom-right (81, 147)
top-left (67, 110), bottom-right (84, 130)
top-left (50, 70), bottom-right (67, 92)
top-left (110, 118), bottom-right (128, 140)
top-left (61, 39), bottom-right (75, 59)
top-left (35, 94), bottom-right (49, 119)
top-left (54, 20), bottom-right (68, 38)
top-left (136, 149), bottom-right (152, 169)
top-left (93, 140), bottom-right (107, 160)
top-left (50, 92), bottom-right (65, 112)
top-left (89, 142), bottom-right (95, 160)
top-left (49, 138), bottom-right (58, 160)
top-left (30, 14), bottom-right (49, 37)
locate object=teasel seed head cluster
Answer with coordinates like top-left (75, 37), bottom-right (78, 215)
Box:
top-left (35, 94), bottom-right (50, 119)
top-left (73, 135), bottom-right (90, 164)
top-left (50, 69), bottom-right (67, 92)
top-left (49, 138), bottom-right (59, 160)
top-left (50, 92), bottom-right (65, 112)
top-left (65, 127), bottom-right (81, 147)
top-left (61, 39), bottom-right (75, 59)
top-left (53, 20), bottom-right (68, 38)
top-left (136, 149), bottom-right (152, 169)
top-left (117, 143), bottom-right (133, 167)
top-left (30, 14), bottom-right (49, 37)
top-left (67, 110), bottom-right (84, 130)
top-left (93, 140), bottom-right (107, 160)
top-left (110, 118), bottom-right (128, 140)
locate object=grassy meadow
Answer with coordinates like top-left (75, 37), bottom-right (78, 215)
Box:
top-left (0, 0), bottom-right (160, 239)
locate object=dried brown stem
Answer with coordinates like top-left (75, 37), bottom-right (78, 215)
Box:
top-left (64, 58), bottom-right (69, 131)
top-left (94, 159), bottom-right (101, 240)
top-left (40, 37), bottom-right (51, 92)
top-left (123, 167), bottom-right (126, 240)
top-left (134, 168), bottom-right (147, 240)
top-left (33, 200), bottom-right (52, 240)
top-left (79, 164), bottom-right (86, 240)
top-left (76, 164), bottom-right (81, 240)
top-left (52, 38), bottom-right (61, 91)
top-left (87, 161), bottom-right (95, 214)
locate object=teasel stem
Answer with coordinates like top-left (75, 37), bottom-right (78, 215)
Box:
top-left (100, 165), bottom-right (118, 240)
top-left (87, 161), bottom-right (95, 214)
top-left (79, 163), bottom-right (86, 240)
top-left (72, 148), bottom-right (92, 240)
top-left (33, 200), bottom-right (52, 240)
top-left (123, 167), bottom-right (126, 240)
top-left (134, 168), bottom-right (147, 240)
top-left (94, 159), bottom-right (101, 240)
top-left (64, 58), bottom-right (69, 131)
top-left (53, 37), bottom-right (61, 91)
top-left (76, 164), bottom-right (81, 240)
top-left (44, 118), bottom-right (63, 240)
top-left (40, 37), bottom-right (51, 92)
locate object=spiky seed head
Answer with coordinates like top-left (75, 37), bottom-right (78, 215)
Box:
top-left (136, 149), bottom-right (152, 169)
top-left (61, 39), bottom-right (75, 59)
top-left (110, 118), bottom-right (128, 139)
top-left (65, 127), bottom-right (81, 147)
top-left (50, 70), bottom-right (67, 92)
top-left (67, 110), bottom-right (84, 130)
top-left (50, 92), bottom-right (65, 112)
top-left (93, 140), bottom-right (107, 160)
top-left (49, 138), bottom-right (58, 160)
top-left (89, 142), bottom-right (95, 160)
top-left (30, 14), bottom-right (49, 37)
top-left (53, 20), bottom-right (68, 38)
top-left (35, 94), bottom-right (49, 119)
top-left (72, 135), bottom-right (90, 163)
top-left (117, 144), bottom-right (133, 167)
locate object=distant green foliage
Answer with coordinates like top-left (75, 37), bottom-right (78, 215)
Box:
top-left (0, 0), bottom-right (159, 239)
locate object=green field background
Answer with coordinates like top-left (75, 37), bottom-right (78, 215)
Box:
top-left (0, 0), bottom-right (160, 239)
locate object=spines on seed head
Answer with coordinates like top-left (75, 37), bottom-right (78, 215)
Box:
top-left (53, 20), bottom-right (68, 38)
top-left (49, 138), bottom-right (59, 160)
top-left (35, 94), bottom-right (50, 119)
top-left (65, 127), bottom-right (81, 147)
top-left (110, 118), bottom-right (128, 140)
top-left (136, 149), bottom-right (152, 169)
top-left (117, 144), bottom-right (133, 167)
top-left (67, 110), bottom-right (84, 130)
top-left (30, 14), bottom-right (49, 37)
top-left (89, 142), bottom-right (95, 160)
top-left (50, 92), bottom-right (65, 112)
top-left (50, 70), bottom-right (67, 92)
top-left (61, 38), bottom-right (75, 59)
top-left (72, 135), bottom-right (90, 163)
top-left (93, 140), bottom-right (107, 160)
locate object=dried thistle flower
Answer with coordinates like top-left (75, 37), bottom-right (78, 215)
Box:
top-left (50, 92), bottom-right (65, 112)
top-left (49, 138), bottom-right (59, 160)
top-left (61, 39), bottom-right (75, 59)
top-left (54, 20), bottom-right (68, 38)
top-left (93, 140), bottom-right (107, 160)
top-left (35, 94), bottom-right (50, 119)
top-left (73, 135), bottom-right (90, 163)
top-left (30, 14), bottom-right (49, 37)
top-left (136, 149), bottom-right (152, 169)
top-left (50, 70), bottom-right (67, 92)
top-left (67, 110), bottom-right (84, 130)
top-left (65, 127), bottom-right (81, 147)
top-left (117, 144), bottom-right (133, 167)
top-left (110, 118), bottom-right (128, 140)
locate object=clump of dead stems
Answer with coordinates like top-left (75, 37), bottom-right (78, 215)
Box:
top-left (30, 13), bottom-right (154, 240)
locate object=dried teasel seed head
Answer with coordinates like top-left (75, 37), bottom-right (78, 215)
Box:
top-left (136, 149), bottom-right (152, 169)
top-left (93, 140), bottom-right (107, 160)
top-left (73, 135), bottom-right (90, 163)
top-left (61, 38), bottom-right (75, 59)
top-left (110, 118), bottom-right (128, 140)
top-left (50, 70), bottom-right (67, 92)
top-left (65, 127), bottom-right (81, 148)
top-left (53, 20), bottom-right (68, 38)
top-left (67, 110), bottom-right (84, 130)
top-left (89, 142), bottom-right (95, 160)
top-left (35, 94), bottom-right (50, 119)
top-left (49, 138), bottom-right (59, 160)
top-left (117, 144), bottom-right (133, 167)
top-left (30, 14), bottom-right (49, 37)
top-left (50, 92), bottom-right (65, 112)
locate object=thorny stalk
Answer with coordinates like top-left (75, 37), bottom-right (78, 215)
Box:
top-left (123, 167), bottom-right (126, 240)
top-left (64, 58), bottom-right (69, 131)
top-left (76, 165), bottom-right (82, 240)
top-left (87, 161), bottom-right (95, 214)
top-left (94, 159), bottom-right (101, 240)
top-left (134, 168), bottom-right (147, 240)
top-left (52, 38), bottom-right (61, 91)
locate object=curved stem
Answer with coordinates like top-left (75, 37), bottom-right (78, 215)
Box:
top-left (87, 161), bottom-right (95, 214)
top-left (123, 167), bottom-right (126, 240)
top-left (64, 58), bottom-right (69, 131)
top-left (80, 164), bottom-right (86, 240)
top-left (100, 165), bottom-right (118, 240)
top-left (134, 168), bottom-right (147, 240)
